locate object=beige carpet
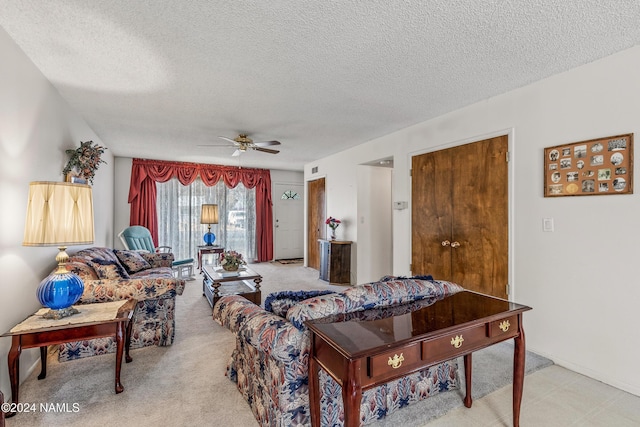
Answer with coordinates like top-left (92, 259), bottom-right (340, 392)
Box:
top-left (5, 262), bottom-right (551, 426)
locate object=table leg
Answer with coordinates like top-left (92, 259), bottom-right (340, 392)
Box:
top-left (37, 346), bottom-right (47, 380)
top-left (212, 282), bottom-right (221, 300)
top-left (343, 360), bottom-right (362, 427)
top-left (464, 353), bottom-right (473, 408)
top-left (253, 277), bottom-right (262, 291)
top-left (198, 250), bottom-right (203, 272)
top-left (309, 338), bottom-right (320, 427)
top-left (6, 336), bottom-right (21, 417)
top-left (513, 316), bottom-right (526, 427)
top-left (125, 316), bottom-right (133, 364)
top-left (114, 322), bottom-right (125, 394)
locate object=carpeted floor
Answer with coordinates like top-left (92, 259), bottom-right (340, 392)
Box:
top-left (4, 263), bottom-right (551, 426)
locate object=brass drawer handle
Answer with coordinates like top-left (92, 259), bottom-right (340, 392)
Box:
top-left (441, 240), bottom-right (451, 247)
top-left (451, 241), bottom-right (461, 248)
top-left (499, 320), bottom-right (510, 332)
top-left (450, 335), bottom-right (464, 348)
top-left (387, 353), bottom-right (404, 369)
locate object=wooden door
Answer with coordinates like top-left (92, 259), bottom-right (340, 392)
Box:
top-left (307, 178), bottom-right (325, 270)
top-left (412, 136), bottom-right (508, 298)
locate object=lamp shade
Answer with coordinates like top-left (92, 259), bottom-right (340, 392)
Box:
top-left (200, 204), bottom-right (219, 225)
top-left (23, 181), bottom-right (94, 246)
top-left (200, 204), bottom-right (218, 246)
top-left (23, 181), bottom-right (94, 318)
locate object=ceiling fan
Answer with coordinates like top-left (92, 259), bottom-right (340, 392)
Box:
top-left (199, 134), bottom-right (281, 156)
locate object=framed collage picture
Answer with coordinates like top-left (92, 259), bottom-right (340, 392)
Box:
top-left (544, 133), bottom-right (633, 197)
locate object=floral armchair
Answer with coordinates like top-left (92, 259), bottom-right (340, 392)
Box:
top-left (213, 277), bottom-right (463, 426)
top-left (57, 247), bottom-right (185, 361)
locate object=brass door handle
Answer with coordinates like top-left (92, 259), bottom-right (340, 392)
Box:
top-left (441, 240), bottom-right (451, 247)
top-left (451, 241), bottom-right (461, 248)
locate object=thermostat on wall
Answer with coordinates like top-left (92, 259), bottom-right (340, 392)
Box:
top-left (393, 201), bottom-right (408, 210)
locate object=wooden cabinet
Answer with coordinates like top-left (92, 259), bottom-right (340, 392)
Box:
top-left (318, 239), bottom-right (351, 284)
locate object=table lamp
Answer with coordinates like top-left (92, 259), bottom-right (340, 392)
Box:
top-left (200, 204), bottom-right (219, 246)
top-left (23, 182), bottom-right (94, 319)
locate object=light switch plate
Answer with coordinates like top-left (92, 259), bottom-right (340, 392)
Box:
top-left (543, 217), bottom-right (554, 232)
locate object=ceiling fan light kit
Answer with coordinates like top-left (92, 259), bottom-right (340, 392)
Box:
top-left (201, 133), bottom-right (281, 157)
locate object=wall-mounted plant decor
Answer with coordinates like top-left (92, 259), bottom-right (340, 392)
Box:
top-left (62, 140), bottom-right (107, 185)
top-left (544, 133), bottom-right (633, 197)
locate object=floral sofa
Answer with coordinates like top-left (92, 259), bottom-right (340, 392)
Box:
top-left (58, 247), bottom-right (186, 361)
top-left (213, 276), bottom-right (464, 427)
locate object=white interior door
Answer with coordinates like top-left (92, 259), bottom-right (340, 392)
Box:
top-left (274, 183), bottom-right (304, 260)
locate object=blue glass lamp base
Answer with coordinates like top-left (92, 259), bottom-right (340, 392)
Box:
top-left (203, 232), bottom-right (216, 246)
top-left (37, 271), bottom-right (84, 319)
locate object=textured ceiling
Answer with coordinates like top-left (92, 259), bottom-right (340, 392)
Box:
top-left (2, 1), bottom-right (639, 171)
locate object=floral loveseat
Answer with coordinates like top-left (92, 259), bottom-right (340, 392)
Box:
top-left (213, 277), bottom-right (463, 426)
top-left (58, 247), bottom-right (186, 361)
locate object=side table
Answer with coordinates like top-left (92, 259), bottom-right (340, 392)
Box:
top-left (1, 390), bottom-right (5, 427)
top-left (1, 299), bottom-right (136, 418)
top-left (197, 245), bottom-right (224, 272)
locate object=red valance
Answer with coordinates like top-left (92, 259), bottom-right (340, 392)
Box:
top-left (128, 158), bottom-right (273, 262)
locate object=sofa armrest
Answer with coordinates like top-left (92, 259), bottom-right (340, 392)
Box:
top-left (213, 295), bottom-right (309, 363)
top-left (238, 311), bottom-right (310, 363)
top-left (213, 295), bottom-right (268, 333)
top-left (79, 277), bottom-right (182, 304)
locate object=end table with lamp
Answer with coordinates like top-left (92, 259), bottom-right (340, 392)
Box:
top-left (199, 204), bottom-right (224, 272)
top-left (1, 299), bottom-right (137, 418)
top-left (197, 245), bottom-right (225, 272)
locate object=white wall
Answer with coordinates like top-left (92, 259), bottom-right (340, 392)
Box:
top-left (0, 27), bottom-right (114, 400)
top-left (356, 165), bottom-right (393, 284)
top-left (305, 46), bottom-right (640, 396)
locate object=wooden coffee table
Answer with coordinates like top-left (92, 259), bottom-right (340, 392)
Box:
top-left (202, 265), bottom-right (262, 307)
top-left (1, 299), bottom-right (136, 417)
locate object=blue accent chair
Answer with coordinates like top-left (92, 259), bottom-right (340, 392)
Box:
top-left (118, 225), bottom-right (194, 280)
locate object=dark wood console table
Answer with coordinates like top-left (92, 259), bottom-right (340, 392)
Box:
top-left (307, 291), bottom-right (532, 427)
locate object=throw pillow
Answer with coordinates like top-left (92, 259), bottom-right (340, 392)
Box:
top-left (264, 290), bottom-right (335, 318)
top-left (89, 258), bottom-right (130, 280)
top-left (115, 249), bottom-right (152, 274)
top-left (62, 261), bottom-right (99, 281)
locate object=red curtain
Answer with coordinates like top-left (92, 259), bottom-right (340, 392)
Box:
top-left (128, 158), bottom-right (273, 262)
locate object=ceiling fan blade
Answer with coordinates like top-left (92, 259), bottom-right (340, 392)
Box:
top-left (254, 147), bottom-right (280, 154)
top-left (197, 144), bottom-right (234, 147)
top-left (231, 149), bottom-right (242, 157)
top-left (218, 136), bottom-right (240, 146)
top-left (253, 140), bottom-right (281, 147)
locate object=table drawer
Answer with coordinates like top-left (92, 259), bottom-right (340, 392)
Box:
top-left (422, 325), bottom-right (486, 363)
top-left (368, 343), bottom-right (421, 379)
top-left (487, 315), bottom-right (518, 339)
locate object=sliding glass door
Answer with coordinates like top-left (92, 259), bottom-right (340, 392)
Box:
top-left (156, 177), bottom-right (256, 262)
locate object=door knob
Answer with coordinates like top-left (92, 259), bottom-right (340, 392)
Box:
top-left (451, 241), bottom-right (461, 248)
top-left (441, 240), bottom-right (450, 247)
